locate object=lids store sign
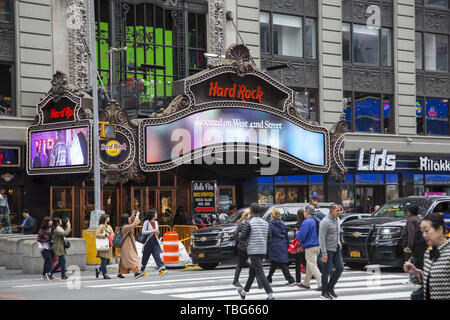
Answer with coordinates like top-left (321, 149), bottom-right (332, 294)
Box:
top-left (419, 157), bottom-right (450, 171)
top-left (357, 149), bottom-right (396, 171)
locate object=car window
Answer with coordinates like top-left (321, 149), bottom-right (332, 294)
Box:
top-left (373, 199), bottom-right (427, 218)
top-left (432, 201), bottom-right (450, 214)
top-left (284, 207), bottom-right (303, 222)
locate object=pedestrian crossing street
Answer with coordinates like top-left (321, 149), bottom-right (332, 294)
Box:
top-left (79, 266), bottom-right (417, 300)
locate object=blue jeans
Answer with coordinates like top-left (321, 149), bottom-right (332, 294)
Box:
top-left (321, 247), bottom-right (344, 295)
top-left (99, 257), bottom-right (109, 276)
top-left (50, 255), bottom-right (66, 277)
top-left (141, 237), bottom-right (165, 271)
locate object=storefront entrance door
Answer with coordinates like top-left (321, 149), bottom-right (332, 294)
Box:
top-left (275, 186), bottom-right (307, 204)
top-left (355, 186), bottom-right (385, 213)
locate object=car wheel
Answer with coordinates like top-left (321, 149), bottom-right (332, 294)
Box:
top-left (346, 262), bottom-right (367, 270)
top-left (198, 263), bottom-right (219, 270)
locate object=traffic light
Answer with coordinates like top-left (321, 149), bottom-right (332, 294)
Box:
top-left (99, 122), bottom-right (115, 139)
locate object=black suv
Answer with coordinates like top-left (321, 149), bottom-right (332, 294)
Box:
top-left (341, 196), bottom-right (450, 269)
top-left (190, 202), bottom-right (345, 270)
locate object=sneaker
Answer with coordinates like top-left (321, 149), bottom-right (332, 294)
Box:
top-left (298, 283), bottom-right (310, 289)
top-left (103, 275), bottom-right (111, 280)
top-left (328, 288), bottom-right (338, 298)
top-left (287, 281), bottom-right (297, 287)
top-left (61, 275), bottom-right (68, 280)
top-left (237, 287), bottom-right (246, 300)
top-left (266, 293), bottom-right (275, 300)
top-left (159, 269), bottom-right (167, 277)
top-left (46, 273), bottom-right (54, 281)
top-left (95, 268), bottom-right (99, 279)
top-left (117, 274), bottom-right (125, 279)
top-left (320, 292), bottom-right (333, 300)
top-left (134, 271), bottom-right (144, 279)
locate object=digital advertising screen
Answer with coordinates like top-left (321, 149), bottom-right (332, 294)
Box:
top-left (144, 108), bottom-right (325, 167)
top-left (29, 126), bottom-right (89, 169)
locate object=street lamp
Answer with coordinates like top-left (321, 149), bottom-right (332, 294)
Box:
top-left (106, 46), bottom-right (127, 98)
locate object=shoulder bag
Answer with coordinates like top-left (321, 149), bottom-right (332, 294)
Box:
top-left (96, 225), bottom-right (110, 251)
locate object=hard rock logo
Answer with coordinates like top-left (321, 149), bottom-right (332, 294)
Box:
top-left (101, 140), bottom-right (127, 157)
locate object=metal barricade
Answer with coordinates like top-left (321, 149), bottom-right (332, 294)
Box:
top-left (172, 225), bottom-right (198, 254)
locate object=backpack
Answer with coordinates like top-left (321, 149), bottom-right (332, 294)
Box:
top-left (112, 227), bottom-right (130, 248)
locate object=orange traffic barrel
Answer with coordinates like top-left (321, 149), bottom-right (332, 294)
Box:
top-left (163, 232), bottom-right (179, 264)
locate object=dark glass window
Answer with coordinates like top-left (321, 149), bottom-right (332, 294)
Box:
top-left (424, 0), bottom-right (448, 8)
top-left (383, 94), bottom-right (394, 133)
top-left (344, 23), bottom-right (392, 66)
top-left (424, 33), bottom-right (448, 72)
top-left (381, 29), bottom-right (392, 67)
top-left (257, 176), bottom-right (273, 184)
top-left (426, 98), bottom-right (449, 135)
top-left (287, 175), bottom-right (307, 184)
top-left (416, 98), bottom-right (424, 135)
top-left (346, 92), bottom-right (393, 134)
top-left (425, 174), bottom-right (450, 185)
top-left (355, 93), bottom-right (381, 133)
top-left (94, 2), bottom-right (206, 115)
top-left (305, 18), bottom-right (316, 59)
top-left (275, 176), bottom-right (286, 184)
top-left (0, 63), bottom-right (13, 115)
top-left (309, 175), bottom-right (323, 184)
top-left (344, 91), bottom-right (353, 131)
top-left (260, 12), bottom-right (270, 54)
top-left (342, 23), bottom-right (351, 62)
top-left (353, 24), bottom-right (379, 65)
top-left (0, 0), bottom-right (13, 23)
top-left (294, 89), bottom-right (319, 122)
top-left (355, 174), bottom-right (384, 184)
top-left (188, 12), bottom-right (207, 74)
top-left (260, 12), bottom-right (317, 59)
top-left (386, 174), bottom-right (399, 184)
top-left (416, 32), bottom-right (423, 69)
top-left (273, 13), bottom-right (302, 57)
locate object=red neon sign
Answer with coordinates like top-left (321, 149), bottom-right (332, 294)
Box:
top-left (208, 82), bottom-right (263, 103)
top-left (0, 154), bottom-right (3, 165)
top-left (50, 107), bottom-right (75, 120)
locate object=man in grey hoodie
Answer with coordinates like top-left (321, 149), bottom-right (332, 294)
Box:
top-left (319, 203), bottom-right (344, 300)
top-left (238, 203), bottom-right (274, 300)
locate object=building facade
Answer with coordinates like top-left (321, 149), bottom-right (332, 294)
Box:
top-left (1, 0), bottom-right (450, 233)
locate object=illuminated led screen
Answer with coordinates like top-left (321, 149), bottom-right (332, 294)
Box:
top-left (145, 108), bottom-right (325, 166)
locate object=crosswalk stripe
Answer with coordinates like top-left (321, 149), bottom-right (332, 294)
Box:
top-left (205, 283), bottom-right (415, 300)
top-left (138, 275), bottom-right (407, 295)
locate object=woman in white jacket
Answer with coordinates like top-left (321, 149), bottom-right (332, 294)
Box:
top-left (140, 210), bottom-right (167, 276)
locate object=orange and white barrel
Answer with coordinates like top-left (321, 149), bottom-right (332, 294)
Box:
top-left (162, 232), bottom-right (180, 265)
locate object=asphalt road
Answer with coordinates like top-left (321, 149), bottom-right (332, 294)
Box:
top-left (0, 263), bottom-right (417, 301)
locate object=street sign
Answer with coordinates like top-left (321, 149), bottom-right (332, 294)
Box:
top-left (192, 180), bottom-right (217, 214)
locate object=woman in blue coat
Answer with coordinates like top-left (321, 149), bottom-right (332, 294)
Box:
top-left (266, 208), bottom-right (296, 285)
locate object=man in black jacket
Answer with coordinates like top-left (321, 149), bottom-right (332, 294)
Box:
top-left (403, 205), bottom-right (427, 270)
top-left (20, 209), bottom-right (36, 234)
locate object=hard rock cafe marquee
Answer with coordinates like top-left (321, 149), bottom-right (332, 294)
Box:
top-left (24, 45), bottom-right (347, 232)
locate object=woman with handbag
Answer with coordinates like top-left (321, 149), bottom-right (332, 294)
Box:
top-left (47, 217), bottom-right (71, 280)
top-left (404, 213), bottom-right (450, 300)
top-left (95, 214), bottom-right (115, 280)
top-left (139, 210), bottom-right (167, 277)
top-left (266, 208), bottom-right (296, 286)
top-left (37, 216), bottom-right (54, 280)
